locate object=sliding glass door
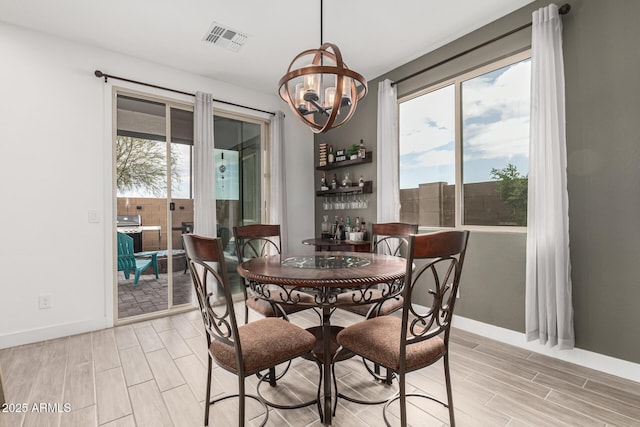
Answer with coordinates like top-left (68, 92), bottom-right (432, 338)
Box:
top-left (213, 112), bottom-right (265, 293)
top-left (114, 92), bottom-right (194, 321)
top-left (113, 91), bottom-right (268, 322)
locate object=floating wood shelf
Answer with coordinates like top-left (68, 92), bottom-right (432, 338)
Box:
top-left (316, 152), bottom-right (372, 170)
top-left (316, 181), bottom-right (372, 196)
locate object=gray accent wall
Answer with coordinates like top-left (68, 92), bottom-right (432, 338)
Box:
top-left (314, 0), bottom-right (640, 364)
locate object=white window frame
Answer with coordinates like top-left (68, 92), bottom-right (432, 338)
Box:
top-left (398, 50), bottom-right (531, 233)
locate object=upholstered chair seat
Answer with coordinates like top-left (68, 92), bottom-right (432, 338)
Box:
top-left (337, 316), bottom-right (445, 372)
top-left (212, 317), bottom-right (316, 375)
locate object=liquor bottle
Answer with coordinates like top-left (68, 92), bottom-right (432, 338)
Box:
top-left (321, 215), bottom-right (330, 235)
top-left (359, 175), bottom-right (365, 187)
top-left (345, 216), bottom-right (351, 233)
top-left (338, 217), bottom-right (346, 240)
top-left (320, 173), bottom-right (328, 190)
top-left (328, 145), bottom-right (335, 163)
top-left (358, 139), bottom-right (366, 159)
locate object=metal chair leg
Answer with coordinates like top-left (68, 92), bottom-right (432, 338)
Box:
top-left (205, 355), bottom-right (212, 426)
top-left (399, 371), bottom-right (407, 427)
top-left (444, 353), bottom-right (455, 427)
top-left (239, 376), bottom-right (245, 427)
top-left (268, 367), bottom-right (277, 387)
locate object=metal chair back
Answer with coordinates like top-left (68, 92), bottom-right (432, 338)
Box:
top-left (400, 230), bottom-right (470, 352)
top-left (370, 222), bottom-right (418, 257)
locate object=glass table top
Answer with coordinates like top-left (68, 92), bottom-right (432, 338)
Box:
top-left (282, 254), bottom-right (372, 269)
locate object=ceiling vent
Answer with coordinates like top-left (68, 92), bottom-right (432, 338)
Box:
top-left (202, 22), bottom-right (248, 52)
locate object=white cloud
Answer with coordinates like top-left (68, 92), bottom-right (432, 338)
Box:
top-left (462, 60), bottom-right (530, 161)
top-left (463, 60), bottom-right (531, 121)
top-left (402, 149), bottom-right (455, 169)
top-left (399, 84), bottom-right (455, 154)
top-left (464, 116), bottom-right (529, 160)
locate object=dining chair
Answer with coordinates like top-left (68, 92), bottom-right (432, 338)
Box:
top-left (336, 222), bottom-right (417, 384)
top-left (183, 234), bottom-right (316, 427)
top-left (336, 230), bottom-right (470, 427)
top-left (233, 224), bottom-right (316, 323)
top-left (337, 222), bottom-right (418, 318)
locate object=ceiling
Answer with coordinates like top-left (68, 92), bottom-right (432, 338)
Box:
top-left (0, 0), bottom-right (535, 96)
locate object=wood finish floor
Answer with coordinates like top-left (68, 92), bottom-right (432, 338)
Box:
top-left (1, 305), bottom-right (640, 427)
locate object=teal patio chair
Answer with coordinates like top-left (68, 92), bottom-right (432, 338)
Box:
top-left (117, 232), bottom-right (159, 286)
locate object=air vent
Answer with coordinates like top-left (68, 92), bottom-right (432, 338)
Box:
top-left (202, 22), bottom-right (248, 52)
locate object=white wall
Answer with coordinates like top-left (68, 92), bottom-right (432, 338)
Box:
top-left (0, 22), bottom-right (314, 348)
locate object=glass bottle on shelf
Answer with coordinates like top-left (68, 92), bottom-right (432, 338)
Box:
top-left (338, 217), bottom-right (346, 240)
top-left (358, 175), bottom-right (365, 187)
top-left (358, 139), bottom-right (366, 159)
top-left (342, 172), bottom-right (351, 187)
top-left (321, 173), bottom-right (328, 190)
top-left (321, 215), bottom-right (330, 234)
top-left (331, 174), bottom-right (337, 189)
top-left (328, 145), bottom-right (335, 163)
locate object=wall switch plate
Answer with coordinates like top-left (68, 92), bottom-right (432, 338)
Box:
top-left (88, 210), bottom-right (100, 223)
top-left (39, 294), bottom-right (52, 309)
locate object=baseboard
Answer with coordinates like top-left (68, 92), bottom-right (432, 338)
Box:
top-left (452, 315), bottom-right (640, 383)
top-left (0, 317), bottom-right (107, 350)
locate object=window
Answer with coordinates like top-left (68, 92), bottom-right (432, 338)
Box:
top-left (399, 51), bottom-right (530, 229)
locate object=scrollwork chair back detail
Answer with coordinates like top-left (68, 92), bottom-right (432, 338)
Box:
top-left (403, 236), bottom-right (466, 347)
top-left (233, 224), bottom-right (284, 323)
top-left (183, 235), bottom-right (241, 357)
top-left (371, 222), bottom-right (419, 257)
top-left (234, 224), bottom-right (282, 260)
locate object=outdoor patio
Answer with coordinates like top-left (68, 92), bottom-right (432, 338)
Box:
top-left (117, 258), bottom-right (244, 319)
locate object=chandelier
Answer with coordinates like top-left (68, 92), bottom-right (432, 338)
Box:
top-left (278, 0), bottom-right (367, 133)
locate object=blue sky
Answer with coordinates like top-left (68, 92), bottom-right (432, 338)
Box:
top-left (399, 59), bottom-right (531, 188)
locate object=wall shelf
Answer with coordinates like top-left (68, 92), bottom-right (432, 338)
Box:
top-left (316, 152), bottom-right (372, 170)
top-left (316, 181), bottom-right (372, 196)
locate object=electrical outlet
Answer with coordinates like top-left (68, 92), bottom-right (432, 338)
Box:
top-left (39, 294), bottom-right (52, 310)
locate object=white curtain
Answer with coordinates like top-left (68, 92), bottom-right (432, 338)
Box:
top-left (526, 3), bottom-right (574, 349)
top-left (193, 92), bottom-right (216, 238)
top-left (376, 79), bottom-right (400, 223)
top-left (269, 111), bottom-right (288, 254)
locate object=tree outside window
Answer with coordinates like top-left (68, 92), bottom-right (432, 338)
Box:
top-left (116, 136), bottom-right (180, 197)
top-left (490, 163), bottom-right (528, 226)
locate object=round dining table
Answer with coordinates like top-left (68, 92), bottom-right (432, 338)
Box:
top-left (237, 251), bottom-right (406, 425)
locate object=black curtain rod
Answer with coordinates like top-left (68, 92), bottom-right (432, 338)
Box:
top-left (392, 3), bottom-right (571, 87)
top-left (94, 70), bottom-right (276, 116)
